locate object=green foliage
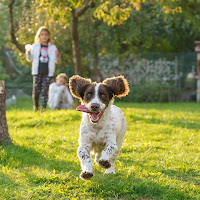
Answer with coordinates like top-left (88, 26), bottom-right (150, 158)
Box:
top-left (124, 82), bottom-right (178, 102)
top-left (1, 98), bottom-right (200, 199)
top-left (94, 1), bottom-right (132, 26)
top-left (93, 0), bottom-right (182, 27)
top-left (0, 60), bottom-right (10, 80)
top-left (0, 2), bottom-right (9, 47)
top-left (1, 0), bottom-right (200, 95)
top-left (3, 0), bottom-right (200, 56)
top-left (0, 48), bottom-right (9, 81)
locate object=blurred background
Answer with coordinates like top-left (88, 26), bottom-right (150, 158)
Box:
top-left (0, 0), bottom-right (199, 102)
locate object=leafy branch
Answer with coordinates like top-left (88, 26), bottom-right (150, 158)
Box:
top-left (8, 0), bottom-right (25, 52)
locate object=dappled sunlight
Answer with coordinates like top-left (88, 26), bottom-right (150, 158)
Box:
top-left (1, 0), bottom-right (200, 198)
top-left (1, 99), bottom-right (199, 199)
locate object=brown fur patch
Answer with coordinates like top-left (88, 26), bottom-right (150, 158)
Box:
top-left (82, 83), bottom-right (96, 104)
top-left (103, 75), bottom-right (130, 98)
top-left (98, 84), bottom-right (113, 106)
top-left (69, 75), bottom-right (92, 100)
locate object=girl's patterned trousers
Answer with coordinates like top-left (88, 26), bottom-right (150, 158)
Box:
top-left (32, 74), bottom-right (50, 110)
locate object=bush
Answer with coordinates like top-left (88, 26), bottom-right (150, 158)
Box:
top-left (122, 82), bottom-right (179, 102)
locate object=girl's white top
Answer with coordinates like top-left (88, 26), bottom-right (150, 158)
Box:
top-left (26, 42), bottom-right (57, 77)
top-left (48, 82), bottom-right (74, 109)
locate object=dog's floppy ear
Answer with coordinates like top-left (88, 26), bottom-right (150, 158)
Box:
top-left (103, 75), bottom-right (130, 98)
top-left (69, 75), bottom-right (92, 100)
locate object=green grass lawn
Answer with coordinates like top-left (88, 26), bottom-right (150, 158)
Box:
top-left (1, 97), bottom-right (200, 199)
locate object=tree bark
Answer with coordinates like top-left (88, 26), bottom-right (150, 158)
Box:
top-left (0, 81), bottom-right (12, 146)
top-left (92, 23), bottom-right (103, 82)
top-left (71, 12), bottom-right (82, 76)
top-left (70, 1), bottom-right (95, 76)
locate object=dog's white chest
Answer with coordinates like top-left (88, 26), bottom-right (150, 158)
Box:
top-left (79, 105), bottom-right (126, 148)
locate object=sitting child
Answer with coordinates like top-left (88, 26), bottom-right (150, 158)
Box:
top-left (48, 73), bottom-right (74, 110)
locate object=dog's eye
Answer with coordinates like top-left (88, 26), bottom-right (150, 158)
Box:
top-left (100, 94), bottom-right (106, 98)
top-left (87, 93), bottom-right (92, 98)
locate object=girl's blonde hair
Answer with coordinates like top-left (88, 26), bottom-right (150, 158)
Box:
top-left (34, 26), bottom-right (51, 43)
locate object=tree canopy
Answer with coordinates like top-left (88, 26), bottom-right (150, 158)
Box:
top-left (0, 0), bottom-right (200, 77)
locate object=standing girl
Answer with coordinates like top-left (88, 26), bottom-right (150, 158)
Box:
top-left (26, 26), bottom-right (61, 112)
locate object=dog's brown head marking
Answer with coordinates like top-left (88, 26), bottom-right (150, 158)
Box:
top-left (83, 84), bottom-right (97, 103)
top-left (69, 75), bottom-right (130, 102)
top-left (69, 75), bottom-right (92, 100)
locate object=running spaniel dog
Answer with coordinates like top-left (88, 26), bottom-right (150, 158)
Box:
top-left (69, 75), bottom-right (129, 180)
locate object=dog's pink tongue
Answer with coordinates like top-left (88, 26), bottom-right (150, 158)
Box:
top-left (76, 105), bottom-right (90, 113)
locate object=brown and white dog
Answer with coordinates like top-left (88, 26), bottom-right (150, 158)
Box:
top-left (69, 75), bottom-right (129, 180)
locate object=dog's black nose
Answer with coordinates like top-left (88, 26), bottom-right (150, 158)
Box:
top-left (91, 103), bottom-right (100, 111)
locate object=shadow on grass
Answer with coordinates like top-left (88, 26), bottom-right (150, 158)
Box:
top-left (1, 144), bottom-right (79, 173)
top-left (0, 143), bottom-right (81, 189)
top-left (88, 165), bottom-right (198, 200)
top-left (1, 144), bottom-right (198, 199)
top-left (0, 171), bottom-right (19, 187)
top-left (119, 157), bottom-right (200, 190)
top-left (93, 173), bottom-right (197, 200)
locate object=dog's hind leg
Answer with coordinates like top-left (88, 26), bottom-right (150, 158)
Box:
top-left (98, 141), bottom-right (118, 169)
top-left (104, 150), bottom-right (119, 174)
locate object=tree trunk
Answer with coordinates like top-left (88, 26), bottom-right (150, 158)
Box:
top-left (92, 22), bottom-right (103, 82)
top-left (71, 12), bottom-right (83, 76)
top-left (70, 1), bottom-right (95, 76)
top-left (0, 81), bottom-right (12, 146)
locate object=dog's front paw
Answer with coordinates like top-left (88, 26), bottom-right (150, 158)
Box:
top-left (80, 171), bottom-right (93, 180)
top-left (99, 159), bottom-right (111, 169)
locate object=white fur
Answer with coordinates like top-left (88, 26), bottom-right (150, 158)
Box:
top-left (77, 93), bottom-right (127, 180)
top-left (85, 84), bottom-right (106, 112)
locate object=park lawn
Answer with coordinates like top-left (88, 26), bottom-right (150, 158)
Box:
top-left (0, 97), bottom-right (200, 200)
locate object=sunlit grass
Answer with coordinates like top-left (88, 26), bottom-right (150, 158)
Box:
top-left (1, 97), bottom-right (200, 199)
